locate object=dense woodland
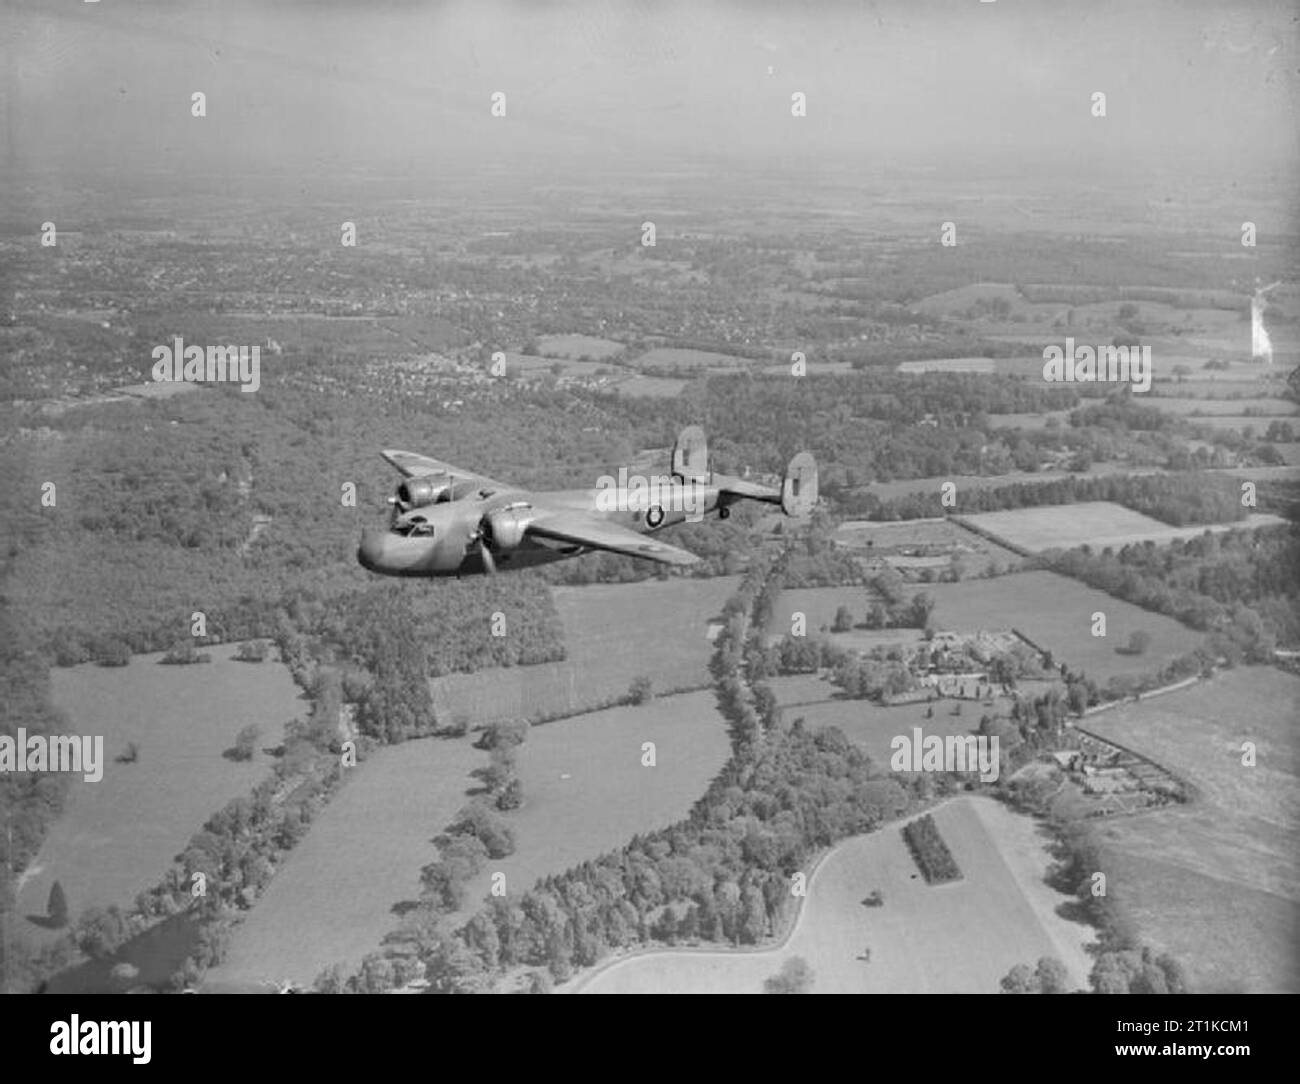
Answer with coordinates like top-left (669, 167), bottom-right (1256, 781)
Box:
top-left (0, 602), bottom-right (72, 919)
top-left (2, 361), bottom-right (1287, 662)
top-left (857, 471), bottom-right (1252, 525)
top-left (1043, 526), bottom-right (1299, 655)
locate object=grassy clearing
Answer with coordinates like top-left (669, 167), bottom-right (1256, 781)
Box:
top-left (428, 576), bottom-right (738, 724)
top-left (768, 675), bottom-right (1005, 768)
top-left (1187, 415), bottom-right (1294, 432)
top-left (769, 571), bottom-right (1201, 685)
top-left (634, 347), bottom-right (750, 371)
top-left (573, 797), bottom-right (1095, 993)
top-left (1142, 397), bottom-right (1297, 417)
top-left (926, 571), bottom-right (1204, 683)
top-left (209, 689), bottom-right (732, 987)
top-left (860, 461), bottom-right (1152, 503)
top-left (1080, 668), bottom-right (1299, 992)
top-left (534, 334), bottom-right (626, 359)
top-left (962, 501), bottom-right (1288, 553)
top-left (985, 411), bottom-right (1072, 430)
top-left (203, 734), bottom-right (484, 988)
top-left (832, 517), bottom-right (1022, 576)
top-left (15, 644), bottom-right (302, 936)
top-left (451, 690), bottom-right (732, 921)
top-left (896, 358), bottom-right (998, 374)
top-left (614, 376), bottom-right (688, 398)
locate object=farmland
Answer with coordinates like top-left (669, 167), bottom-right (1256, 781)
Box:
top-left (925, 571), bottom-right (1204, 683)
top-left (961, 501), bottom-right (1288, 554)
top-left (427, 576), bottom-right (738, 723)
top-left (832, 517), bottom-right (1023, 576)
top-left (633, 347), bottom-right (751, 372)
top-left (1081, 668), bottom-right (1300, 992)
top-left (571, 797), bottom-right (1096, 993)
top-left (768, 675), bottom-right (994, 769)
top-left (451, 690), bottom-right (732, 922)
top-left (14, 644), bottom-right (302, 936)
top-left (859, 462), bottom-right (1158, 505)
top-left (534, 334), bottom-right (626, 360)
top-left (614, 376), bottom-right (689, 398)
top-left (202, 733), bottom-right (484, 988)
top-left (208, 690), bottom-right (732, 985)
top-left (767, 570), bottom-right (1203, 685)
top-left (765, 586), bottom-right (916, 643)
top-left (896, 357), bottom-right (997, 374)
top-left (1142, 396), bottom-right (1297, 417)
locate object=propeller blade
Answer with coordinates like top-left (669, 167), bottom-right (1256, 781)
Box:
top-left (480, 542), bottom-right (496, 574)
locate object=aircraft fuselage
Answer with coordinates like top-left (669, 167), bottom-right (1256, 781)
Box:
top-left (357, 481), bottom-right (730, 578)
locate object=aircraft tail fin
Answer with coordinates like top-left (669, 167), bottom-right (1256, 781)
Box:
top-left (781, 451), bottom-right (818, 516)
top-left (672, 425), bottom-right (709, 483)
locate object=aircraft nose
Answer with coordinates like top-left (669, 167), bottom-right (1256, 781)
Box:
top-left (357, 529), bottom-right (388, 571)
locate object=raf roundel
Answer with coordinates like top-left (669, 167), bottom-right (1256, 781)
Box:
top-left (645, 505), bottom-right (666, 528)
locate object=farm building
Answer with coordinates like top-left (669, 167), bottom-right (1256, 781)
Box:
top-left (921, 672), bottom-right (992, 699)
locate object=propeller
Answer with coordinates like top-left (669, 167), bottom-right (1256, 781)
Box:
top-left (467, 513), bottom-right (497, 573)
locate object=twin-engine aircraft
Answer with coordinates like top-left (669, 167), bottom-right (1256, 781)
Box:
top-left (357, 426), bottom-right (817, 577)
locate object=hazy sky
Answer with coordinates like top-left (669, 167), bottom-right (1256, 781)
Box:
top-left (2, 0), bottom-right (1298, 182)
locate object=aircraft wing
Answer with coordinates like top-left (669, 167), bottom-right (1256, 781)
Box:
top-left (380, 449), bottom-right (508, 490)
top-left (526, 511), bottom-right (700, 567)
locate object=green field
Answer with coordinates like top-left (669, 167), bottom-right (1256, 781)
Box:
top-left (769, 675), bottom-right (996, 770)
top-left (833, 517), bottom-right (1023, 576)
top-left (429, 576), bottom-right (738, 724)
top-left (572, 797), bottom-right (1095, 993)
top-left (766, 587), bottom-right (893, 641)
top-left (451, 690), bottom-right (733, 921)
top-left (1082, 668), bottom-right (1300, 992)
top-left (896, 358), bottom-right (997, 374)
top-left (495, 351), bottom-right (613, 380)
top-left (925, 571), bottom-right (1204, 683)
top-left (208, 690), bottom-right (732, 985)
top-left (614, 375), bottom-right (689, 398)
top-left (859, 461), bottom-right (1155, 504)
top-left (768, 570), bottom-right (1199, 686)
top-left (634, 347), bottom-right (750, 371)
top-left (535, 334), bottom-right (626, 359)
top-left (962, 502), bottom-right (1288, 554)
top-left (1187, 415), bottom-right (1295, 433)
top-left (985, 411), bottom-right (1072, 430)
top-left (1142, 396), bottom-right (1297, 417)
top-left (203, 733), bottom-right (484, 988)
top-left (15, 644), bottom-right (303, 936)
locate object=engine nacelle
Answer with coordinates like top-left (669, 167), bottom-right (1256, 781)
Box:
top-left (396, 477), bottom-right (480, 509)
top-left (483, 504), bottom-right (533, 551)
top-left (396, 475), bottom-right (450, 508)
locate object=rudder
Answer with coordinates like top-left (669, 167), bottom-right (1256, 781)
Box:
top-left (781, 451), bottom-right (817, 516)
top-left (672, 425), bottom-right (709, 483)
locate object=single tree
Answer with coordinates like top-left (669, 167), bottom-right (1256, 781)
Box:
top-left (1125, 630), bottom-right (1152, 656)
top-left (1000, 962), bottom-right (1038, 993)
top-left (763, 956), bottom-right (814, 994)
top-left (628, 675), bottom-right (654, 705)
top-left (47, 881), bottom-right (69, 927)
top-left (1035, 956), bottom-right (1071, 994)
top-left (232, 723), bottom-right (260, 761)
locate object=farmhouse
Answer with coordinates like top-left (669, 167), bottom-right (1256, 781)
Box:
top-left (920, 671), bottom-right (991, 700)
